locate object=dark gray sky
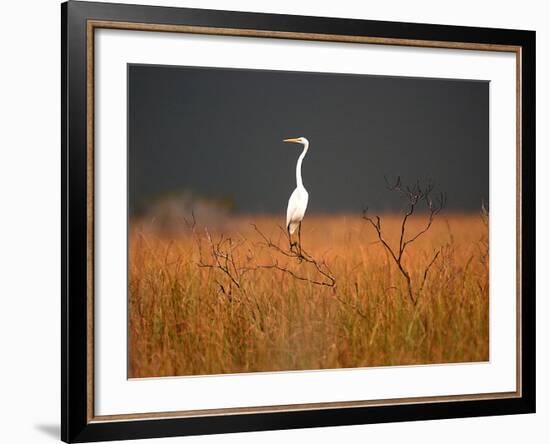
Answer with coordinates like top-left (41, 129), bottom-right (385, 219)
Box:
top-left (128, 64), bottom-right (488, 215)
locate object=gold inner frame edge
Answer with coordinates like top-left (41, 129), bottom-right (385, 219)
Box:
top-left (85, 19), bottom-right (523, 423)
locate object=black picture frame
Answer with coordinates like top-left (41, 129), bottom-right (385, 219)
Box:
top-left (62, 1), bottom-right (536, 442)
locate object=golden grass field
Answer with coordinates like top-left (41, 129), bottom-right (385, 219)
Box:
top-left (128, 213), bottom-right (488, 378)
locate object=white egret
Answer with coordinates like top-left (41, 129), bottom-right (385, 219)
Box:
top-left (283, 137), bottom-right (310, 251)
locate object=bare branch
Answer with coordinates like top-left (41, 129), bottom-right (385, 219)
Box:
top-left (252, 224), bottom-right (336, 288)
top-left (198, 230), bottom-right (243, 291)
top-left (363, 177), bottom-right (446, 305)
top-left (255, 262), bottom-right (335, 287)
top-left (419, 249), bottom-right (441, 293)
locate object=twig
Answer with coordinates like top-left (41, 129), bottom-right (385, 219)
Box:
top-left (363, 176), bottom-right (446, 305)
top-left (252, 224), bottom-right (336, 288)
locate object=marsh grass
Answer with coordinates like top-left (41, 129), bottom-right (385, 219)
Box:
top-left (128, 214), bottom-right (488, 378)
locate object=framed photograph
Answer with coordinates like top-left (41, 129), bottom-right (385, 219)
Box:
top-left (61, 1), bottom-right (535, 442)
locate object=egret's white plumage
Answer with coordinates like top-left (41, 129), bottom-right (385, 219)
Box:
top-left (286, 187), bottom-right (309, 234)
top-left (283, 137), bottom-right (310, 235)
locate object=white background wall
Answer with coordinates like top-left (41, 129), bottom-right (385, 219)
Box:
top-left (0, 0), bottom-right (547, 443)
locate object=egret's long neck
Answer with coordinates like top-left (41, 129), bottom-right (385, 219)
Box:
top-left (295, 142), bottom-right (309, 189)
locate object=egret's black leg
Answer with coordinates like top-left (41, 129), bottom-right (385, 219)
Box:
top-left (298, 222), bottom-right (302, 255)
top-left (287, 225), bottom-right (294, 251)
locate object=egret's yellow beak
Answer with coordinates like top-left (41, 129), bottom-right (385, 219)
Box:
top-left (283, 138), bottom-right (300, 143)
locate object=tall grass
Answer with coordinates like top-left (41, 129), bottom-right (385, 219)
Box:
top-left (128, 214), bottom-right (488, 378)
